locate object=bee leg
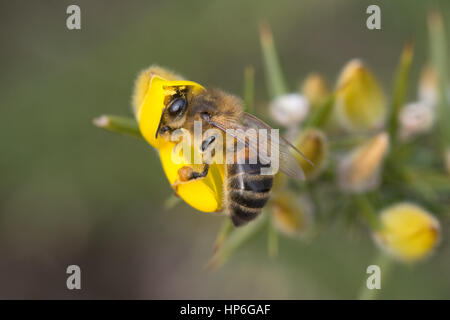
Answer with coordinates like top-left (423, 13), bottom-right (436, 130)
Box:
top-left (171, 164), bottom-right (210, 195)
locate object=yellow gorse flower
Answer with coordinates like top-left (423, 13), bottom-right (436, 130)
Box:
top-left (373, 203), bottom-right (440, 262)
top-left (271, 192), bottom-right (313, 237)
top-left (338, 132), bottom-right (389, 193)
top-left (132, 66), bottom-right (225, 212)
top-left (334, 59), bottom-right (387, 132)
top-left (301, 72), bottom-right (330, 109)
top-left (293, 128), bottom-right (328, 180)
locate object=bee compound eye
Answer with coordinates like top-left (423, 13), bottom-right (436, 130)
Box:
top-left (168, 97), bottom-right (187, 117)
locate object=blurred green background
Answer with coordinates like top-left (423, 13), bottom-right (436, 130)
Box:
top-left (0, 0), bottom-right (449, 299)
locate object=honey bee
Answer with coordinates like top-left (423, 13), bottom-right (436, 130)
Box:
top-left (155, 84), bottom-right (312, 227)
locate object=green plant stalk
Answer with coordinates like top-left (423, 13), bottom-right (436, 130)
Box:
top-left (304, 92), bottom-right (336, 128)
top-left (163, 194), bottom-right (182, 210)
top-left (329, 134), bottom-right (368, 150)
top-left (306, 182), bottom-right (323, 222)
top-left (207, 211), bottom-right (269, 270)
top-left (428, 11), bottom-right (450, 153)
top-left (213, 219), bottom-right (234, 253)
top-left (357, 252), bottom-right (394, 300)
top-left (267, 217), bottom-right (279, 258)
top-left (388, 42), bottom-right (414, 143)
top-left (414, 168), bottom-right (450, 191)
top-left (259, 22), bottom-right (288, 98)
top-left (93, 115), bottom-right (143, 139)
top-left (244, 65), bottom-right (255, 114)
top-left (354, 194), bottom-right (381, 231)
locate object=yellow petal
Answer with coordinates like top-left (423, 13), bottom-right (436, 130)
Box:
top-left (373, 203), bottom-right (440, 262)
top-left (137, 75), bottom-right (204, 149)
top-left (335, 59), bottom-right (387, 132)
top-left (132, 65), bottom-right (185, 119)
top-left (301, 72), bottom-right (330, 109)
top-left (158, 142), bottom-right (224, 212)
top-left (133, 68), bottom-right (224, 212)
top-left (338, 132), bottom-right (389, 193)
top-left (271, 192), bottom-right (313, 237)
top-left (293, 128), bottom-right (328, 179)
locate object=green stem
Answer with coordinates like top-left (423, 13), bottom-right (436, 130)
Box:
top-left (354, 194), bottom-right (381, 231)
top-left (357, 252), bottom-right (394, 300)
top-left (388, 42), bottom-right (414, 143)
top-left (243, 65), bottom-right (255, 114)
top-left (259, 22), bottom-right (288, 98)
top-left (93, 115), bottom-right (143, 139)
top-left (163, 194), bottom-right (182, 210)
top-left (307, 182), bottom-right (323, 222)
top-left (213, 218), bottom-right (234, 253)
top-left (428, 11), bottom-right (450, 154)
top-left (304, 92), bottom-right (336, 128)
top-left (329, 134), bottom-right (368, 150)
top-left (267, 217), bottom-right (279, 258)
top-left (207, 212), bottom-right (268, 270)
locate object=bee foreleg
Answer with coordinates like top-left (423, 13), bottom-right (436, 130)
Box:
top-left (171, 164), bottom-right (210, 195)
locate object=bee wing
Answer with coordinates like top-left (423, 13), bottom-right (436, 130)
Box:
top-left (242, 112), bottom-right (311, 180)
top-left (205, 112), bottom-right (310, 180)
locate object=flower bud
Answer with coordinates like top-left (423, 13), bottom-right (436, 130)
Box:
top-left (301, 73), bottom-right (330, 109)
top-left (398, 101), bottom-right (435, 141)
top-left (373, 203), bottom-right (440, 262)
top-left (269, 93), bottom-right (310, 127)
top-left (334, 59), bottom-right (387, 132)
top-left (338, 132), bottom-right (389, 193)
top-left (418, 66), bottom-right (438, 108)
top-left (294, 128), bottom-right (328, 179)
top-left (271, 192), bottom-right (313, 237)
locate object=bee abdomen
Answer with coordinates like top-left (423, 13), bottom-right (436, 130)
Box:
top-left (229, 202), bottom-right (262, 226)
top-left (230, 189), bottom-right (270, 208)
top-left (226, 164), bottom-right (273, 226)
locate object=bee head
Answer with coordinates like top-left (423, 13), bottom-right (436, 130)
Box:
top-left (155, 94), bottom-right (189, 139)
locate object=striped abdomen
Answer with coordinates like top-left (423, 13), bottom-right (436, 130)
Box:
top-left (225, 163), bottom-right (274, 226)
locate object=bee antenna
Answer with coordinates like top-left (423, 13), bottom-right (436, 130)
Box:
top-left (155, 106), bottom-right (168, 139)
top-left (207, 119), bottom-right (226, 132)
